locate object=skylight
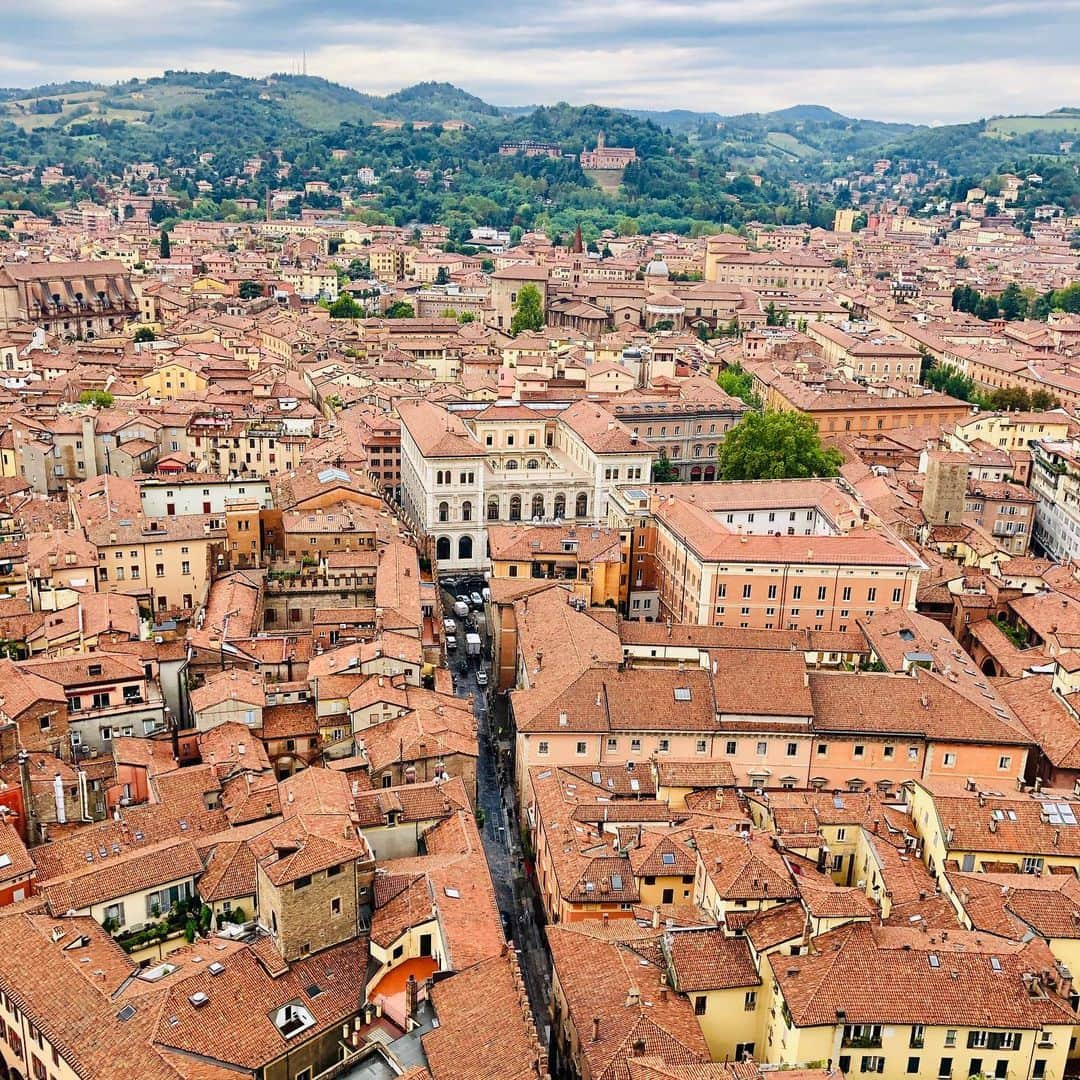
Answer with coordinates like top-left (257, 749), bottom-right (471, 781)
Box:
top-left (674, 688), bottom-right (692, 702)
top-left (661, 852), bottom-right (676, 865)
top-left (1040, 802), bottom-right (1078, 826)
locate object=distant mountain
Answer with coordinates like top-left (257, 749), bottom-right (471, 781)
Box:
top-left (0, 69), bottom-right (1076, 198)
top-left (0, 71), bottom-right (510, 137)
top-left (381, 81), bottom-right (504, 122)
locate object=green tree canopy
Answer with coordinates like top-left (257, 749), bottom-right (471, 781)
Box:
top-left (651, 450), bottom-right (678, 483)
top-left (717, 410), bottom-right (842, 481)
top-left (159, 229), bottom-right (170, 259)
top-left (385, 300), bottom-right (415, 319)
top-left (238, 280), bottom-right (262, 300)
top-left (78, 390), bottom-right (114, 408)
top-left (328, 293), bottom-right (363, 318)
top-left (133, 327), bottom-right (155, 343)
top-left (716, 363), bottom-right (760, 407)
top-left (510, 284), bottom-right (545, 336)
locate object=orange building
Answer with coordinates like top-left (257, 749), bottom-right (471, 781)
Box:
top-left (612, 480), bottom-right (925, 633)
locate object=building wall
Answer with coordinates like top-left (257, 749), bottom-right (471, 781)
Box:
top-left (258, 859), bottom-right (360, 962)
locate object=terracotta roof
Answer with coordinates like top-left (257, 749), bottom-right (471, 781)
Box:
top-left (423, 952), bottom-right (543, 1079)
top-left (664, 926), bottom-right (760, 992)
top-left (154, 937), bottom-right (369, 1070)
top-left (771, 921), bottom-right (1074, 1029)
top-left (547, 922), bottom-right (711, 1080)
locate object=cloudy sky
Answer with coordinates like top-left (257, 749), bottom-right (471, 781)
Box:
top-left (4, 0), bottom-right (1080, 123)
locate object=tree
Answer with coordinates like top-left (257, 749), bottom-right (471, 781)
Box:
top-left (435, 266), bottom-right (450, 285)
top-left (510, 284), bottom-right (544, 336)
top-left (999, 282), bottom-right (1027, 321)
top-left (329, 294), bottom-right (363, 319)
top-left (1030, 389), bottom-right (1060, 411)
top-left (717, 411), bottom-right (842, 481)
top-left (134, 327), bottom-right (155, 343)
top-left (716, 362), bottom-right (760, 407)
top-left (238, 280), bottom-right (262, 300)
top-left (385, 301), bottom-right (415, 319)
top-left (158, 229), bottom-right (170, 259)
top-left (651, 450), bottom-right (678, 483)
top-left (955, 255), bottom-right (968, 268)
top-left (78, 390), bottom-right (114, 408)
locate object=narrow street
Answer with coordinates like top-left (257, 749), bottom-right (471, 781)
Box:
top-left (442, 591), bottom-right (552, 1043)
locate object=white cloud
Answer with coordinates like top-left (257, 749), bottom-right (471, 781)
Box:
top-left (2, 0), bottom-right (1080, 122)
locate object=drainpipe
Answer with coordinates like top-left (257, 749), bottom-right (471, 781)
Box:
top-left (77, 769), bottom-right (94, 822)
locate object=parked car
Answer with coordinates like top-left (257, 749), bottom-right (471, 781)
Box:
top-left (453, 600), bottom-right (470, 618)
top-left (476, 670), bottom-right (488, 686)
top-left (447, 635), bottom-right (458, 651)
top-left (456, 593), bottom-right (470, 605)
top-left (482, 587), bottom-right (491, 603)
top-left (470, 591), bottom-right (483, 608)
top-left (443, 618), bottom-right (457, 634)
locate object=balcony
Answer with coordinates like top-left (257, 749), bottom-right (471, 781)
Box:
top-left (841, 1029), bottom-right (882, 1049)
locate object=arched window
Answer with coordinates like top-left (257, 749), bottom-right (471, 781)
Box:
top-left (527, 459), bottom-right (539, 470)
top-left (436, 536), bottom-right (451, 560)
top-left (436, 470), bottom-right (444, 485)
top-left (458, 535), bottom-right (473, 560)
top-left (461, 500), bottom-right (472, 522)
top-left (704, 464), bottom-right (716, 481)
top-left (707, 443), bottom-right (716, 456)
top-left (693, 444), bottom-right (702, 458)
top-left (438, 501), bottom-right (449, 523)
top-left (554, 494), bottom-right (566, 519)
top-left (575, 492), bottom-right (588, 518)
top-left (532, 494), bottom-right (545, 520)
top-left (690, 466), bottom-right (702, 481)
top-left (510, 495), bottom-right (522, 521)
top-left (505, 459), bottom-right (518, 470)
top-left (487, 498), bottom-right (499, 521)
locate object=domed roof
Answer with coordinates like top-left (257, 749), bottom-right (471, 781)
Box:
top-left (644, 255), bottom-right (670, 278)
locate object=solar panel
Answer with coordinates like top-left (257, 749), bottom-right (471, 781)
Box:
top-left (116, 1005), bottom-right (137, 1022)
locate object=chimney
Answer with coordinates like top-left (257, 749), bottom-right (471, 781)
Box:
top-left (659, 974), bottom-right (668, 1003)
top-left (405, 974), bottom-right (419, 1022)
top-left (591, 1016), bottom-right (601, 1042)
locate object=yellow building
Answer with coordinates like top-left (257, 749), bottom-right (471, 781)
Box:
top-left (662, 925), bottom-right (764, 1062)
top-left (907, 780), bottom-right (1080, 882)
top-left (141, 356), bottom-right (209, 401)
top-left (487, 523), bottom-right (623, 608)
top-left (763, 921), bottom-right (1073, 1080)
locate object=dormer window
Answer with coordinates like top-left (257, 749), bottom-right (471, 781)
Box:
top-left (271, 1002), bottom-right (316, 1040)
